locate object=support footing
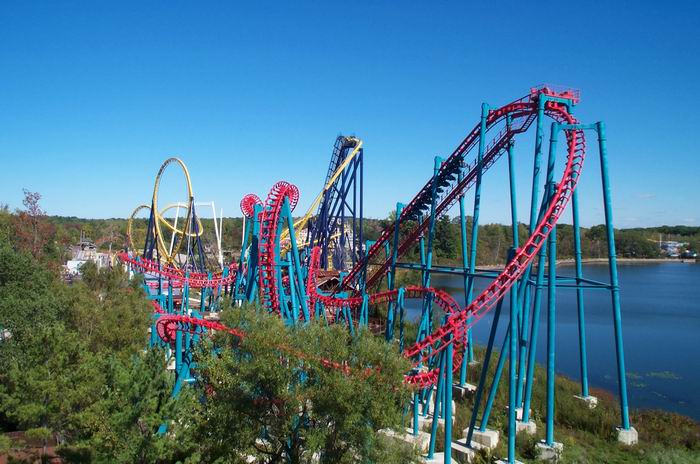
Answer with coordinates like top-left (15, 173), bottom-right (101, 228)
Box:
top-left (423, 452), bottom-right (444, 463)
top-left (379, 428), bottom-right (431, 453)
top-left (506, 406), bottom-right (530, 421)
top-left (454, 383), bottom-right (477, 398)
top-left (574, 394), bottom-right (598, 409)
top-left (516, 420), bottom-right (537, 435)
top-left (616, 426), bottom-right (638, 446)
top-left (466, 428), bottom-right (499, 449)
top-left (451, 439), bottom-right (475, 463)
top-left (536, 440), bottom-right (563, 461)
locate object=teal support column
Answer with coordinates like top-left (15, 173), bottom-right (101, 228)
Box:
top-left (572, 188), bottom-right (590, 397)
top-left (466, 296), bottom-right (505, 446)
top-left (465, 103), bottom-right (489, 305)
top-left (458, 171), bottom-right (473, 387)
top-left (418, 157), bottom-right (443, 343)
top-left (444, 334), bottom-right (453, 463)
top-left (544, 122), bottom-right (560, 446)
top-left (398, 288), bottom-right (406, 351)
top-left (516, 95), bottom-right (547, 404)
top-left (505, 117), bottom-right (520, 463)
top-left (463, 103), bottom-right (489, 398)
top-left (288, 260), bottom-right (299, 323)
top-left (422, 158), bottom-right (443, 289)
top-left (428, 349), bottom-right (446, 458)
top-left (285, 199), bottom-right (310, 323)
top-left (245, 204), bottom-right (262, 303)
top-left (530, 95), bottom-right (547, 229)
top-left (359, 294), bottom-right (369, 327)
top-left (199, 272), bottom-right (210, 311)
top-left (386, 202), bottom-right (404, 341)
top-left (521, 247), bottom-right (546, 424)
top-left (508, 268), bottom-right (518, 460)
top-left (479, 323), bottom-right (509, 430)
top-left (480, 248), bottom-right (518, 433)
top-left (413, 390), bottom-right (420, 436)
top-left (545, 180), bottom-right (557, 445)
top-left (597, 121), bottom-right (631, 430)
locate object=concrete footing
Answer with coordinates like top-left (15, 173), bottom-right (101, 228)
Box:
top-left (379, 428), bottom-right (431, 453)
top-left (616, 426), bottom-right (638, 446)
top-left (453, 383), bottom-right (477, 398)
top-left (516, 420), bottom-right (537, 435)
top-left (410, 400), bottom-right (456, 431)
top-left (423, 439), bottom-right (484, 464)
top-left (536, 440), bottom-right (563, 461)
top-left (423, 452), bottom-right (444, 463)
top-left (467, 428), bottom-right (499, 449)
top-left (574, 394), bottom-right (599, 409)
top-left (451, 439), bottom-right (475, 463)
top-left (496, 460), bottom-right (524, 464)
top-left (410, 414), bottom-right (432, 432)
top-left (506, 406), bottom-right (531, 421)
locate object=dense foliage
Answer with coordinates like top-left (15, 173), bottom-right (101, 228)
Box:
top-left (0, 192), bottom-right (417, 462)
top-left (180, 307), bottom-right (417, 463)
top-left (1, 190), bottom-right (698, 463)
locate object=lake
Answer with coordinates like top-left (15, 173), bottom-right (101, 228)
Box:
top-left (405, 261), bottom-right (700, 421)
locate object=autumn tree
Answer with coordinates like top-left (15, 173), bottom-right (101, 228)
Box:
top-left (13, 189), bottom-right (55, 260)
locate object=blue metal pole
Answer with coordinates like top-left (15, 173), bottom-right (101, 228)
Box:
top-left (386, 202), bottom-right (404, 341)
top-left (466, 296), bottom-right (505, 445)
top-left (413, 389), bottom-right (420, 436)
top-left (458, 170), bottom-right (473, 386)
top-left (398, 288), bottom-right (406, 351)
top-left (428, 349), bottom-right (446, 458)
top-left (544, 122), bottom-right (560, 446)
top-left (422, 157), bottom-right (443, 288)
top-left (505, 117), bottom-right (520, 463)
top-left (572, 188), bottom-right (590, 397)
top-left (465, 103), bottom-right (489, 305)
top-left (445, 334), bottom-right (453, 463)
top-left (516, 95), bottom-right (547, 405)
top-left (597, 121), bottom-right (631, 430)
top-left (285, 199), bottom-right (310, 322)
top-left (545, 180), bottom-right (557, 446)
top-left (508, 267), bottom-right (518, 461)
top-left (521, 247), bottom-right (546, 424)
top-left (480, 323), bottom-right (509, 430)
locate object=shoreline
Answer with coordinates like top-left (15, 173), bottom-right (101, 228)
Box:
top-left (457, 257), bottom-right (691, 271)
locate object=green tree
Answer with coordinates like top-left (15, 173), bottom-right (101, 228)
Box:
top-left (0, 324), bottom-right (104, 444)
top-left (434, 215), bottom-right (459, 260)
top-left (189, 307), bottom-right (419, 464)
top-left (69, 350), bottom-right (197, 464)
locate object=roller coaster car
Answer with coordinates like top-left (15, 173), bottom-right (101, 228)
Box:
top-left (409, 365), bottom-right (429, 376)
top-left (530, 85), bottom-right (580, 104)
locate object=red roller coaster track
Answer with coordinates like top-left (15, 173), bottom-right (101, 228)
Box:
top-left (117, 253), bottom-right (237, 288)
top-left (135, 90), bottom-right (584, 388)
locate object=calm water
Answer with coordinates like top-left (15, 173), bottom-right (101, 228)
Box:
top-left (406, 262), bottom-right (700, 420)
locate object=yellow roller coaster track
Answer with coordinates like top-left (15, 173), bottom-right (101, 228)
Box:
top-left (152, 157), bottom-right (194, 265)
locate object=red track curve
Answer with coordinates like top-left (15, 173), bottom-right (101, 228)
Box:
top-left (142, 90), bottom-right (584, 389)
top-left (117, 252), bottom-right (237, 288)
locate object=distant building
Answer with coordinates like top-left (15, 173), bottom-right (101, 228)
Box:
top-left (658, 240), bottom-right (685, 258)
top-left (64, 232), bottom-right (112, 277)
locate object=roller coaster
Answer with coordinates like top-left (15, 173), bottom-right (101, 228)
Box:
top-left (119, 86), bottom-right (635, 463)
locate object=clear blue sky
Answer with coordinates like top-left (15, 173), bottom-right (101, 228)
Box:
top-left (1, 1), bottom-right (697, 227)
